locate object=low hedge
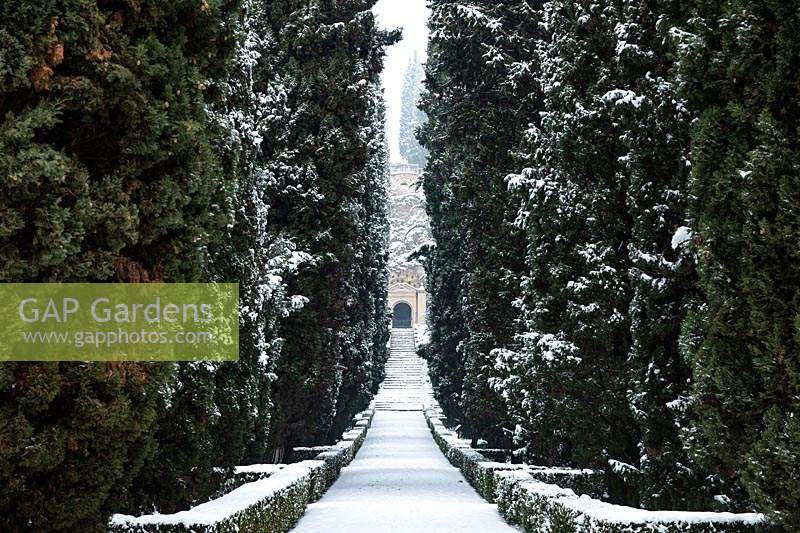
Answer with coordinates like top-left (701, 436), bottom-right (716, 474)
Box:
top-left (109, 461), bottom-right (325, 533)
top-left (213, 464), bottom-right (286, 498)
top-left (527, 466), bottom-right (604, 500)
top-left (110, 407), bottom-right (375, 533)
top-left (494, 476), bottom-right (769, 533)
top-left (424, 407), bottom-right (602, 502)
top-left (423, 405), bottom-right (770, 533)
top-left (479, 449), bottom-right (514, 462)
top-left (292, 446), bottom-right (336, 461)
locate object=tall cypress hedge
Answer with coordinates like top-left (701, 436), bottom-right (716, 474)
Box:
top-left (265, 0), bottom-right (396, 459)
top-left (676, 1), bottom-right (800, 526)
top-left (1, 0), bottom-right (394, 527)
top-left (419, 0), bottom-right (539, 447)
top-left (425, 0), bottom-right (799, 518)
top-left (0, 0), bottom-right (240, 529)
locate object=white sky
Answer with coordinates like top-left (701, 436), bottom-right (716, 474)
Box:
top-left (372, 0), bottom-right (430, 164)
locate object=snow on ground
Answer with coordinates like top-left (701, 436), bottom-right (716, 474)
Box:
top-left (292, 328), bottom-right (516, 532)
top-left (373, 329), bottom-right (432, 411)
top-left (291, 411), bottom-right (517, 532)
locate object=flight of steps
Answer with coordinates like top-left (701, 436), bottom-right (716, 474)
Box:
top-left (374, 328), bottom-right (433, 411)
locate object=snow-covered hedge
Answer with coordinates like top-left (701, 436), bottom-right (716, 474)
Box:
top-left (423, 405), bottom-right (769, 533)
top-left (292, 446), bottom-right (336, 461)
top-left (110, 407), bottom-right (375, 533)
top-left (424, 406), bottom-right (603, 501)
top-left (526, 466), bottom-right (604, 500)
top-left (213, 464), bottom-right (286, 498)
top-left (110, 461), bottom-right (326, 533)
top-left (495, 475), bottom-right (767, 533)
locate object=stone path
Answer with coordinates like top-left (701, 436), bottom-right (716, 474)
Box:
top-left (292, 329), bottom-right (516, 532)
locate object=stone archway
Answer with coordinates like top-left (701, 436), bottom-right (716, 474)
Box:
top-left (392, 302), bottom-right (413, 328)
top-left (388, 282), bottom-right (427, 328)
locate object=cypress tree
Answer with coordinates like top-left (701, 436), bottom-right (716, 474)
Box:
top-left (675, 1), bottom-right (800, 525)
top-left (207, 0), bottom-right (302, 471)
top-left (124, 0), bottom-right (310, 513)
top-left (399, 53), bottom-right (428, 167)
top-left (266, 0), bottom-right (396, 459)
top-left (420, 0), bottom-right (540, 446)
top-left (497, 0), bottom-right (640, 504)
top-left (612, 0), bottom-right (719, 510)
top-left (0, 0), bottom-right (240, 529)
top-left (330, 85), bottom-right (392, 439)
top-left (417, 65), bottom-right (468, 423)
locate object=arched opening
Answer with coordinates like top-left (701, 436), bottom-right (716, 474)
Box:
top-left (392, 302), bottom-right (413, 328)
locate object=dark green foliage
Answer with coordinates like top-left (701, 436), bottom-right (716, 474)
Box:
top-left (0, 0), bottom-right (240, 529)
top-left (429, 0), bottom-right (744, 511)
top-left (129, 1), bottom-right (299, 512)
top-left (206, 0), bottom-right (291, 471)
top-left (522, 1), bottom-right (639, 503)
top-left (675, 1), bottom-right (800, 526)
top-left (129, 363), bottom-right (220, 514)
top-left (0, 362), bottom-right (170, 532)
top-left (265, 1), bottom-right (396, 458)
top-left (417, 54), bottom-right (468, 425)
top-left (427, 407), bottom-right (765, 533)
top-left (399, 53), bottom-right (428, 167)
top-left (483, 2), bottom-right (640, 504)
top-left (614, 0), bottom-right (721, 511)
top-left (415, 151), bottom-right (467, 426)
top-left (328, 86), bottom-right (391, 440)
top-left (419, 0), bottom-right (539, 447)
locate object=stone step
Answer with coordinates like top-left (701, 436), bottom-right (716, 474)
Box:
top-left (375, 329), bottom-right (434, 411)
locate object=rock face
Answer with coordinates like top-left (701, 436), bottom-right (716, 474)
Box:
top-left (387, 164), bottom-right (430, 327)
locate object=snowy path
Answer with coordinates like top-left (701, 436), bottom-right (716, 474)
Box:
top-left (292, 329), bottom-right (516, 533)
top-left (373, 328), bottom-right (432, 411)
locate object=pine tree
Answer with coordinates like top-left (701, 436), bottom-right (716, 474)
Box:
top-left (675, 1), bottom-right (800, 526)
top-left (0, 0), bottom-right (240, 529)
top-left (399, 53), bottom-right (429, 167)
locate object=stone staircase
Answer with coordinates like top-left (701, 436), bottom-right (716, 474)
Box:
top-left (374, 328), bottom-right (432, 411)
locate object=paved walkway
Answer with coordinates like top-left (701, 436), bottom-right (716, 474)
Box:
top-left (373, 328), bottom-right (431, 411)
top-left (292, 330), bottom-right (516, 532)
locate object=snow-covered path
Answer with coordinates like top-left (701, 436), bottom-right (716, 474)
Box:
top-left (292, 329), bottom-right (516, 532)
top-left (291, 411), bottom-right (515, 532)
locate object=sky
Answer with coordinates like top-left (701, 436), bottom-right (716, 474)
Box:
top-left (372, 0), bottom-right (430, 164)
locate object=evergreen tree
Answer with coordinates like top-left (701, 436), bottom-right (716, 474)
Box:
top-left (126, 2), bottom-right (306, 513)
top-left (416, 148), bottom-right (468, 426)
top-left (675, 1), bottom-right (800, 526)
top-left (496, 0), bottom-right (640, 504)
top-left (330, 85), bottom-right (392, 439)
top-left (0, 0), bottom-right (240, 529)
top-left (611, 0), bottom-right (721, 511)
top-left (399, 53), bottom-right (429, 167)
top-left (420, 1), bottom-right (540, 446)
top-left (266, 1), bottom-right (396, 460)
